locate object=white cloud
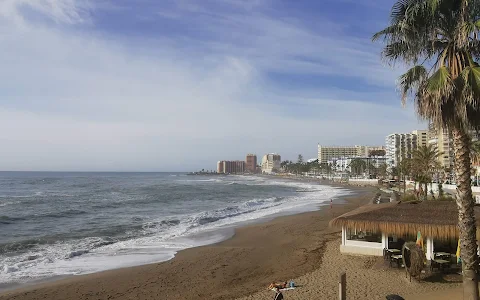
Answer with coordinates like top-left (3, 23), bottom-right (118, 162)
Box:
top-left (0, 0), bottom-right (422, 171)
top-left (0, 0), bottom-right (90, 27)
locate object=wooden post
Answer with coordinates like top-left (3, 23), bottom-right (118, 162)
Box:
top-left (339, 272), bottom-right (346, 300)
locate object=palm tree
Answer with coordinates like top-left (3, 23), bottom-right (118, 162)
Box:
top-left (472, 140), bottom-right (480, 166)
top-left (473, 140), bottom-right (480, 185)
top-left (348, 158), bottom-right (367, 177)
top-left (398, 157), bottom-right (412, 194)
top-left (412, 145), bottom-right (441, 199)
top-left (374, 1), bottom-right (480, 297)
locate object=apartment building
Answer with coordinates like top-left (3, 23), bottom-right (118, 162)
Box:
top-left (385, 133), bottom-right (418, 168)
top-left (261, 153), bottom-right (281, 174)
top-left (317, 145), bottom-right (385, 164)
top-left (385, 129), bottom-right (432, 168)
top-left (217, 161), bottom-right (224, 173)
top-left (412, 130), bottom-right (428, 148)
top-left (216, 160), bottom-right (246, 174)
top-left (245, 154), bottom-right (257, 173)
top-left (428, 123), bottom-right (454, 169)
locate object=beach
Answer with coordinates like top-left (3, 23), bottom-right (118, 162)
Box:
top-left (0, 182), bottom-right (369, 300)
top-left (0, 181), bottom-right (461, 300)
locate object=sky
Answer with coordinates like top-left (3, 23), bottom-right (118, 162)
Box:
top-left (0, 0), bottom-right (425, 172)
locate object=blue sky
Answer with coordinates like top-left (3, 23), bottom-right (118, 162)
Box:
top-left (0, 0), bottom-right (423, 171)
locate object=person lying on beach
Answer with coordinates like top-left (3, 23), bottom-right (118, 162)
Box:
top-left (268, 281), bottom-right (287, 290)
top-left (273, 288), bottom-right (284, 300)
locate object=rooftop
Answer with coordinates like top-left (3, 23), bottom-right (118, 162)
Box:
top-left (330, 201), bottom-right (480, 240)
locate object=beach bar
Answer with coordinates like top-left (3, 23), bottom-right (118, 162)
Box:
top-left (330, 201), bottom-right (480, 261)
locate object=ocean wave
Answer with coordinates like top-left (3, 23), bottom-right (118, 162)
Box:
top-left (142, 219), bottom-right (181, 231)
top-left (65, 250), bottom-right (89, 259)
top-left (0, 174), bottom-right (350, 284)
top-left (0, 215), bottom-right (26, 224)
top-left (0, 201), bottom-right (20, 207)
top-left (38, 209), bottom-right (88, 219)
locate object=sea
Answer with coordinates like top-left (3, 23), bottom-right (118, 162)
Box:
top-left (0, 172), bottom-right (349, 287)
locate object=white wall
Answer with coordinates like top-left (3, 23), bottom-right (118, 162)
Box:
top-left (405, 180), bottom-right (480, 195)
top-left (348, 179), bottom-right (379, 186)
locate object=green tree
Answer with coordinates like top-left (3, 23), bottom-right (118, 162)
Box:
top-left (412, 145), bottom-right (441, 200)
top-left (472, 140), bottom-right (480, 166)
top-left (319, 162), bottom-right (331, 175)
top-left (374, 1), bottom-right (480, 296)
top-left (348, 158), bottom-right (366, 176)
top-left (377, 163), bottom-right (388, 178)
top-left (398, 157), bottom-right (413, 194)
top-left (297, 154), bottom-right (304, 164)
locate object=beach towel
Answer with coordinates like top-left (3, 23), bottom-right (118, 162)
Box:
top-left (271, 287), bottom-right (295, 292)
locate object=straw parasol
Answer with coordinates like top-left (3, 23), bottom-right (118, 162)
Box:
top-left (330, 201), bottom-right (480, 240)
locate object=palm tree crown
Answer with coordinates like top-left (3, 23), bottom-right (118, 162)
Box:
top-left (412, 145), bottom-right (442, 179)
top-left (373, 0), bottom-right (480, 131)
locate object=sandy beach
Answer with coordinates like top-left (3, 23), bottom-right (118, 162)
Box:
top-left (0, 182), bottom-right (461, 300)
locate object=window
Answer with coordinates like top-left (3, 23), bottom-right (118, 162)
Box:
top-left (346, 228), bottom-right (382, 243)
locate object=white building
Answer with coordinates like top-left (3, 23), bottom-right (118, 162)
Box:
top-left (261, 153), bottom-right (281, 174)
top-left (385, 132), bottom-right (419, 168)
top-left (331, 156), bottom-right (388, 174)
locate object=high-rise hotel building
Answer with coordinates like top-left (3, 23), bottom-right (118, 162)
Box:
top-left (317, 145), bottom-right (385, 164)
top-left (261, 153), bottom-right (281, 174)
top-left (216, 161), bottom-right (246, 174)
top-left (245, 154), bottom-right (257, 173)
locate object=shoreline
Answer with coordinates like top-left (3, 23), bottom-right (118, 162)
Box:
top-left (0, 181), bottom-right (374, 300)
top-left (0, 175), bottom-right (351, 292)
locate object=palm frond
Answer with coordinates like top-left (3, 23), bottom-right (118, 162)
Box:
top-left (428, 0), bottom-right (441, 13)
top-left (372, 25), bottom-right (399, 42)
top-left (383, 41), bottom-right (411, 60)
top-left (391, 0), bottom-right (411, 25)
top-left (462, 19), bottom-right (480, 38)
top-left (398, 65), bottom-right (428, 104)
top-left (460, 66), bottom-right (480, 106)
top-left (427, 66), bottom-right (453, 95)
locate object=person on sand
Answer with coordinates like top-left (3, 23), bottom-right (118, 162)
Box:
top-left (268, 281), bottom-right (287, 290)
top-left (273, 287), bottom-right (284, 300)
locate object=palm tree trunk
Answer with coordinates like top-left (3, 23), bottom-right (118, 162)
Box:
top-left (453, 126), bottom-right (479, 300)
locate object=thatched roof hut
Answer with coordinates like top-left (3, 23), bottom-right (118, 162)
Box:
top-left (330, 201), bottom-right (480, 240)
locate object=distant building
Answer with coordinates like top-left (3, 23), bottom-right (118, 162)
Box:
top-left (427, 124), bottom-right (454, 169)
top-left (317, 145), bottom-right (384, 164)
top-left (217, 161), bottom-right (224, 173)
top-left (385, 133), bottom-right (418, 168)
top-left (412, 130), bottom-right (429, 148)
top-left (261, 153), bottom-right (281, 174)
top-left (245, 154), bottom-right (257, 173)
top-left (216, 160), bottom-right (246, 174)
top-left (331, 156), bottom-right (388, 173)
top-left (356, 146), bottom-right (386, 157)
